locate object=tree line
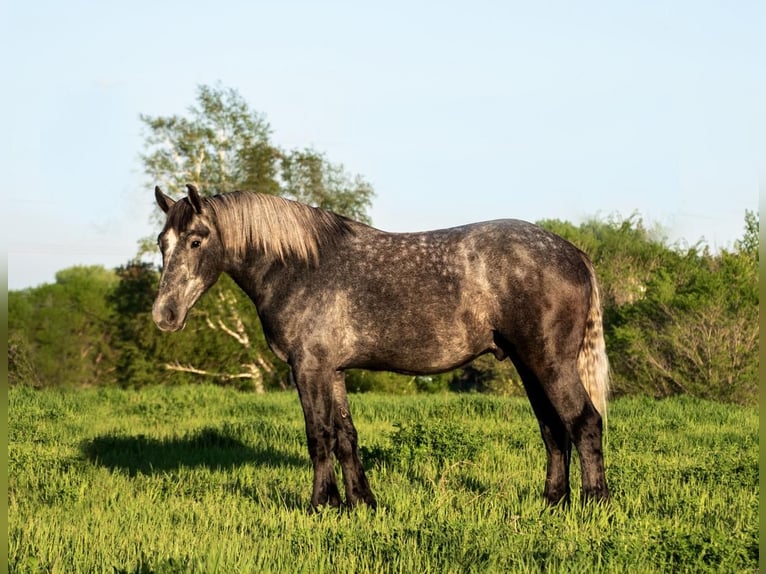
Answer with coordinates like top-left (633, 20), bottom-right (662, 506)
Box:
top-left (8, 85), bottom-right (758, 405)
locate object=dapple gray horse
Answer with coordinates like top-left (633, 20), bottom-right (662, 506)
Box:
top-left (152, 184), bottom-right (610, 510)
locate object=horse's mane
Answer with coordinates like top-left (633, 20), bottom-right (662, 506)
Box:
top-left (205, 191), bottom-right (355, 263)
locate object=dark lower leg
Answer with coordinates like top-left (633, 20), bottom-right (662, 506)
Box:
top-left (308, 437), bottom-right (341, 509)
top-left (516, 360), bottom-right (572, 505)
top-left (295, 370), bottom-right (341, 510)
top-left (570, 406), bottom-right (609, 501)
top-left (541, 367), bottom-right (609, 502)
top-left (332, 374), bottom-right (377, 508)
top-left (541, 422), bottom-right (572, 505)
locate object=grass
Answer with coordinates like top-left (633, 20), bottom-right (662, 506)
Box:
top-left (8, 385), bottom-right (759, 573)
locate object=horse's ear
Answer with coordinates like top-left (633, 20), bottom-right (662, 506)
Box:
top-left (186, 184), bottom-right (203, 214)
top-left (155, 186), bottom-right (175, 213)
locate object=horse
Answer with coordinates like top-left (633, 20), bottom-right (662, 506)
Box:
top-left (152, 184), bottom-right (610, 510)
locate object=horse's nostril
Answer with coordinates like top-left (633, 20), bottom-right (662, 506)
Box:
top-left (152, 300), bottom-right (181, 331)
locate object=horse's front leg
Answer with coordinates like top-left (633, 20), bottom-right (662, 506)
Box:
top-left (292, 363), bottom-right (342, 510)
top-left (331, 371), bottom-right (377, 509)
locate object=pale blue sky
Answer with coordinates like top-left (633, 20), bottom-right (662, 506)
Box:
top-left (4, 1), bottom-right (763, 289)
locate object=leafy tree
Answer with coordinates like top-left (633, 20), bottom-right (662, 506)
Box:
top-left (140, 84), bottom-right (273, 202)
top-left (139, 83), bottom-right (374, 225)
top-left (8, 333), bottom-right (40, 387)
top-left (8, 266), bottom-right (118, 387)
top-left (136, 84), bottom-right (375, 386)
top-left (449, 355), bottom-right (523, 395)
top-left (279, 148), bottom-right (374, 223)
top-left (107, 261), bottom-right (163, 387)
top-left (734, 209), bottom-right (758, 262)
top-left (608, 244), bottom-right (758, 404)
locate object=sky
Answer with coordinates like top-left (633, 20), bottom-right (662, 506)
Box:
top-left (4, 1), bottom-right (764, 290)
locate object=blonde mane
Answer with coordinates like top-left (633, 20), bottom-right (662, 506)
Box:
top-left (206, 192), bottom-right (353, 263)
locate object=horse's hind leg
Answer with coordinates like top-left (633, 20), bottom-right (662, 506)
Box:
top-left (502, 334), bottom-right (607, 504)
top-left (331, 372), bottom-right (377, 509)
top-left (540, 362), bottom-right (608, 502)
top-left (292, 363), bottom-right (342, 510)
top-left (514, 360), bottom-right (572, 505)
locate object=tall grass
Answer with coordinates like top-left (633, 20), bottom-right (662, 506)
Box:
top-left (8, 385), bottom-right (758, 573)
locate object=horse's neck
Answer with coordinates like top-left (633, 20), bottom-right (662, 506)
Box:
top-left (225, 255), bottom-right (297, 314)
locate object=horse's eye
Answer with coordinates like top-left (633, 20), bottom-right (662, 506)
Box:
top-left (190, 240), bottom-right (201, 249)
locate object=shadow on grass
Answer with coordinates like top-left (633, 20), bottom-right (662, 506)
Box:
top-left (82, 427), bottom-right (306, 476)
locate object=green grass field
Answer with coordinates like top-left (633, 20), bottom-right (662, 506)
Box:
top-left (8, 385), bottom-right (758, 573)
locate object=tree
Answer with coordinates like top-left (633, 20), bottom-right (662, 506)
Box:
top-left (140, 84), bottom-right (273, 202)
top-left (8, 266), bottom-right (118, 387)
top-left (8, 333), bottom-right (40, 387)
top-left (734, 209), bottom-right (758, 262)
top-left (608, 245), bottom-right (758, 404)
top-left (140, 83), bottom-right (373, 223)
top-left (280, 149), bottom-right (374, 223)
top-left (7, 212), bottom-right (757, 402)
top-left (107, 261), bottom-right (163, 387)
top-left (137, 84), bottom-right (374, 387)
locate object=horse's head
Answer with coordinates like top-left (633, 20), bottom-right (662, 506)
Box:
top-left (152, 184), bottom-right (224, 332)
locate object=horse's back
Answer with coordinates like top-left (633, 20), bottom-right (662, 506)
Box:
top-left (342, 218), bottom-right (590, 309)
top-left (316, 219), bottom-right (592, 373)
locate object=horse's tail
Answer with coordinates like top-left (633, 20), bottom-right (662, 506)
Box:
top-left (576, 253), bottom-right (610, 426)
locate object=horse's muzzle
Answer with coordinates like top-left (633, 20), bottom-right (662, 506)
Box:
top-left (152, 300), bottom-right (186, 332)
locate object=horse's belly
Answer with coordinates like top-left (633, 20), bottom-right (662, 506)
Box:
top-left (347, 315), bottom-right (494, 374)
